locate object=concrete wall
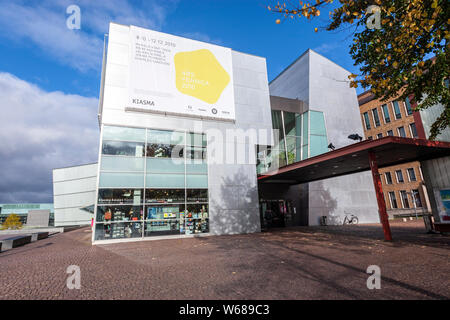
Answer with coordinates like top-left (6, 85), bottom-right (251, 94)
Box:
top-left (421, 156), bottom-right (450, 223)
top-left (53, 163), bottom-right (97, 226)
top-left (98, 23), bottom-right (273, 236)
top-left (269, 49), bottom-right (379, 225)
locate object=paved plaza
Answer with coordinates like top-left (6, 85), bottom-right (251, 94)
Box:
top-left (0, 220), bottom-right (448, 300)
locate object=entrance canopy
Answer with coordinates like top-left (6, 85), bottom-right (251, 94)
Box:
top-left (258, 136), bottom-right (450, 185)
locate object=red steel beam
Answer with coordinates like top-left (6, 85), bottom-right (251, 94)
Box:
top-left (258, 136), bottom-right (450, 180)
top-left (368, 150), bottom-right (392, 241)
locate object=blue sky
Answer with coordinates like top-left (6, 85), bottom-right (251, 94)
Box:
top-left (0, 0), bottom-right (362, 203)
top-left (0, 0), bottom-right (361, 98)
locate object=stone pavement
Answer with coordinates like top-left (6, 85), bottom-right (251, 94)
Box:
top-left (0, 220), bottom-right (448, 300)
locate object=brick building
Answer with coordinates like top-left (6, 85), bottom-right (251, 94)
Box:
top-left (358, 91), bottom-right (432, 218)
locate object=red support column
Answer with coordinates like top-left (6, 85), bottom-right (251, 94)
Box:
top-left (368, 151), bottom-right (393, 241)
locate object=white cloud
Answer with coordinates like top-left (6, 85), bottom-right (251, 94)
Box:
top-left (0, 0), bottom-right (178, 72)
top-left (0, 72), bottom-right (99, 203)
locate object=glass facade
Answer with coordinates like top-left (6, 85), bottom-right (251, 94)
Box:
top-left (94, 126), bottom-right (209, 241)
top-left (257, 109), bottom-right (327, 174)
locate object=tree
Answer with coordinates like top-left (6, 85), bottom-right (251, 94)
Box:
top-left (268, 0), bottom-right (449, 139)
top-left (1, 214), bottom-right (23, 230)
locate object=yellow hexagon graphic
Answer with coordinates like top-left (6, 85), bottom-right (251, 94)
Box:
top-left (174, 49), bottom-right (230, 104)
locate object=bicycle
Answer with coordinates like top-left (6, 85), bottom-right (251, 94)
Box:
top-left (343, 212), bottom-right (359, 225)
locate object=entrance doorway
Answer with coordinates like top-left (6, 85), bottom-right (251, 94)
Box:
top-left (260, 199), bottom-right (295, 230)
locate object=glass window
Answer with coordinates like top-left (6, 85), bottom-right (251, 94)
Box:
top-left (96, 205), bottom-right (143, 222)
top-left (98, 189), bottom-right (143, 205)
top-left (387, 130), bottom-right (394, 136)
top-left (184, 204), bottom-right (209, 234)
top-left (146, 158), bottom-right (184, 173)
top-left (95, 126), bottom-right (209, 241)
top-left (187, 132), bottom-right (207, 147)
top-left (102, 141), bottom-right (145, 157)
top-left (146, 143), bottom-right (184, 159)
top-left (397, 126), bottom-right (406, 137)
top-left (363, 112), bottom-right (371, 130)
top-left (412, 189), bottom-right (422, 207)
top-left (392, 101), bottom-right (402, 119)
top-left (271, 110), bottom-right (285, 151)
top-left (186, 174), bottom-right (208, 188)
top-left (389, 191), bottom-right (398, 209)
top-left (187, 189), bottom-right (208, 203)
top-left (382, 104), bottom-right (391, 123)
top-left (186, 160), bottom-right (208, 174)
top-left (400, 190), bottom-right (410, 209)
top-left (186, 146), bottom-right (207, 160)
top-left (283, 112), bottom-right (301, 137)
top-left (385, 172), bottom-right (393, 184)
top-left (302, 112), bottom-right (309, 145)
top-left (99, 172), bottom-right (144, 188)
top-left (409, 123), bottom-right (418, 138)
top-left (405, 97), bottom-right (413, 115)
top-left (407, 168), bottom-right (417, 181)
top-left (147, 129), bottom-right (184, 145)
top-left (101, 156), bottom-right (145, 172)
top-left (395, 170), bottom-right (404, 183)
top-left (377, 133), bottom-right (383, 139)
top-left (146, 174), bottom-right (185, 188)
top-left (309, 111), bottom-right (327, 136)
top-left (271, 110), bottom-right (283, 131)
top-left (257, 146), bottom-right (283, 173)
top-left (286, 136), bottom-right (301, 164)
top-left (372, 108), bottom-right (381, 127)
top-left (145, 189), bottom-right (185, 204)
top-left (309, 135), bottom-right (328, 157)
top-left (145, 204), bottom-right (185, 236)
top-left (367, 136), bottom-right (373, 140)
top-left (103, 126), bottom-right (145, 142)
top-left (95, 222), bottom-right (143, 240)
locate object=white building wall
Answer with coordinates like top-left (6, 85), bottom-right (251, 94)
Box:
top-left (53, 163), bottom-right (97, 226)
top-left (97, 23), bottom-right (273, 235)
top-left (270, 49), bottom-right (379, 225)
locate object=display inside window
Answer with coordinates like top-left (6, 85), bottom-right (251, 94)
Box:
top-left (145, 189), bottom-right (185, 203)
top-left (102, 141), bottom-right (145, 157)
top-left (97, 205), bottom-right (143, 222)
top-left (95, 222), bottom-right (142, 240)
top-left (98, 189), bottom-right (143, 204)
top-left (184, 204), bottom-right (209, 235)
top-left (145, 204), bottom-right (185, 236)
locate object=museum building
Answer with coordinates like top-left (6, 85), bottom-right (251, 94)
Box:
top-left (53, 22), bottom-right (381, 244)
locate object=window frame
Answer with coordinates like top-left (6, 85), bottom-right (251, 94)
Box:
top-left (395, 169), bottom-right (404, 183)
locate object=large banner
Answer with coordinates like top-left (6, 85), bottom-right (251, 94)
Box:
top-left (128, 26), bottom-right (235, 121)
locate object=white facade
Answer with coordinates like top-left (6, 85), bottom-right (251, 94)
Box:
top-left (53, 163), bottom-right (97, 226)
top-left (94, 23), bottom-right (272, 240)
top-left (270, 49), bottom-right (379, 225)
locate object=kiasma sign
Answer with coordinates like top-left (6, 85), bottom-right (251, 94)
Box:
top-left (128, 25), bottom-right (235, 121)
